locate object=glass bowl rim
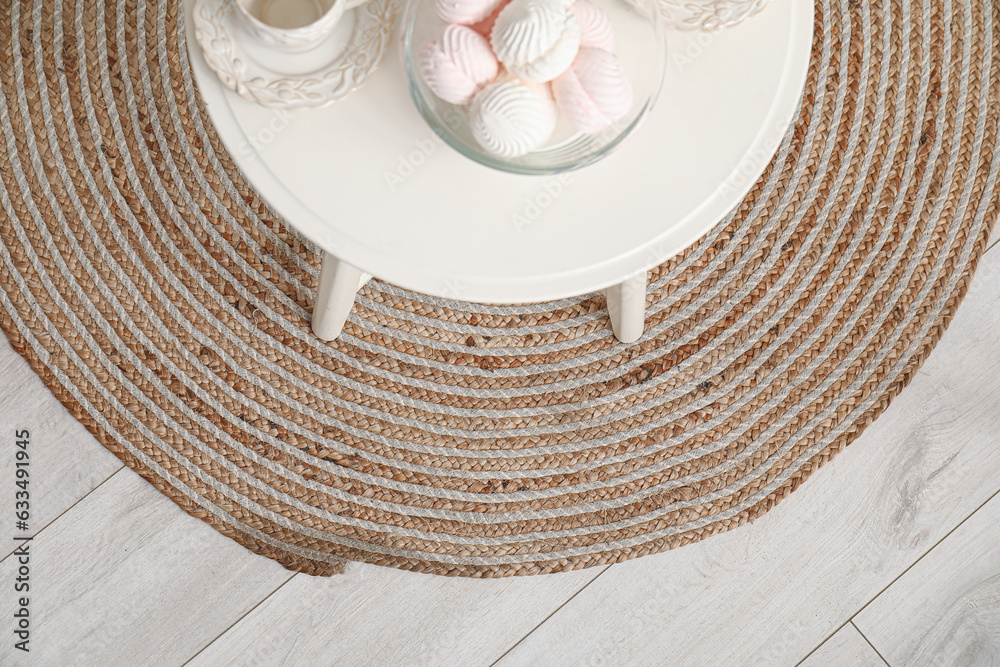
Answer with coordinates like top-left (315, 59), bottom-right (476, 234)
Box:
top-left (399, 0), bottom-right (668, 176)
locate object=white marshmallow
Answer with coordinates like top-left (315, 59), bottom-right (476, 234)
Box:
top-left (470, 80), bottom-right (557, 157)
top-left (490, 0), bottom-right (581, 82)
top-left (432, 0), bottom-right (506, 25)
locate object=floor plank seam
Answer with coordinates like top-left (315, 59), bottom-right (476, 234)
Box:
top-left (488, 565), bottom-right (612, 666)
top-left (180, 572), bottom-right (300, 666)
top-left (0, 464), bottom-right (126, 564)
top-left (793, 620), bottom-right (852, 666)
top-left (849, 620), bottom-right (892, 666)
top-left (795, 484), bottom-right (1000, 665)
top-left (846, 484), bottom-right (1000, 625)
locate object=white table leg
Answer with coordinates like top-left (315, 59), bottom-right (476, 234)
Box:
top-left (311, 252), bottom-right (366, 341)
top-left (606, 270), bottom-right (647, 344)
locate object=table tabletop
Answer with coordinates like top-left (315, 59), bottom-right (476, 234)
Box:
top-left (186, 0), bottom-right (813, 303)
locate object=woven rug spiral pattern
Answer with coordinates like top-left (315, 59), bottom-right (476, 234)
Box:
top-left (1, 0), bottom-right (998, 577)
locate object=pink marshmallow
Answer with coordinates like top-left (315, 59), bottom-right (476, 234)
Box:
top-left (418, 24), bottom-right (500, 105)
top-left (470, 0), bottom-right (512, 38)
top-left (570, 0), bottom-right (614, 51)
top-left (551, 46), bottom-right (633, 133)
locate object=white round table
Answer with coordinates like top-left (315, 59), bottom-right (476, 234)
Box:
top-left (185, 0), bottom-right (813, 342)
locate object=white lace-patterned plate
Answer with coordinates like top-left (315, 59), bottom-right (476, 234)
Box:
top-left (619, 0), bottom-right (774, 31)
top-left (193, 0), bottom-right (396, 109)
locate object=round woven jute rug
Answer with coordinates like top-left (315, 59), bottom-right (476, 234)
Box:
top-left (1, 0), bottom-right (998, 577)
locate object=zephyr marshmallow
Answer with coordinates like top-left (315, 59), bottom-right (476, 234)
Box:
top-left (432, 0), bottom-right (506, 25)
top-left (470, 80), bottom-right (557, 157)
top-left (418, 25), bottom-right (499, 105)
top-left (552, 46), bottom-right (633, 133)
top-left (570, 0), bottom-right (614, 51)
top-left (490, 0), bottom-right (581, 82)
top-left (470, 0), bottom-right (512, 38)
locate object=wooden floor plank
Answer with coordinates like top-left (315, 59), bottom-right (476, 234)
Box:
top-left (0, 335), bottom-right (123, 553)
top-left (854, 492), bottom-right (1000, 665)
top-left (799, 624), bottom-right (887, 667)
top-left (0, 469), bottom-right (292, 665)
top-left (494, 248), bottom-right (1000, 667)
top-left (186, 562), bottom-right (605, 666)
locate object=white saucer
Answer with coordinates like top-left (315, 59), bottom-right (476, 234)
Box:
top-left (192, 0), bottom-right (397, 109)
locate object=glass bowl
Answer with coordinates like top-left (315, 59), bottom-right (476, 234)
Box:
top-left (400, 0), bottom-right (666, 175)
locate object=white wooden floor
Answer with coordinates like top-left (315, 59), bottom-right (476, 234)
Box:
top-left (1, 233), bottom-right (998, 666)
